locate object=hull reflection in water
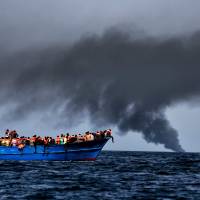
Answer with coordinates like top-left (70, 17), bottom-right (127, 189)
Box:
top-left (0, 138), bottom-right (110, 161)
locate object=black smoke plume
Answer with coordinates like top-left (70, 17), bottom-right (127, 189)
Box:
top-left (1, 29), bottom-right (200, 151)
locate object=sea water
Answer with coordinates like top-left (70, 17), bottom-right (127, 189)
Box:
top-left (0, 151), bottom-right (200, 199)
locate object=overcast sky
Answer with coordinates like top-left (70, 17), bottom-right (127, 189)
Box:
top-left (0, 1), bottom-right (200, 152)
top-left (1, 0), bottom-right (200, 49)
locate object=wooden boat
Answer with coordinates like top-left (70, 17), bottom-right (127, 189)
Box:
top-left (0, 137), bottom-right (111, 161)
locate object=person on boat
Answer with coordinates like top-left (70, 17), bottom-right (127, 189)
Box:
top-left (9, 130), bottom-right (18, 139)
top-left (74, 135), bottom-right (78, 142)
top-left (33, 136), bottom-right (39, 145)
top-left (92, 132), bottom-right (96, 139)
top-left (106, 129), bottom-right (114, 142)
top-left (100, 131), bottom-right (105, 139)
top-left (52, 137), bottom-right (55, 144)
top-left (56, 135), bottom-right (60, 144)
top-left (1, 138), bottom-right (6, 146)
top-left (25, 137), bottom-right (30, 145)
top-left (89, 133), bottom-right (94, 141)
top-left (82, 134), bottom-right (86, 142)
top-left (5, 138), bottom-right (10, 146)
top-left (13, 130), bottom-right (18, 138)
top-left (1, 138), bottom-right (5, 146)
top-left (38, 136), bottom-right (44, 145)
top-left (19, 137), bottom-right (26, 145)
top-left (43, 137), bottom-right (49, 146)
top-left (84, 132), bottom-right (94, 141)
top-left (8, 130), bottom-right (14, 138)
top-left (83, 132), bottom-right (88, 141)
top-left (95, 131), bottom-right (101, 140)
top-left (5, 129), bottom-right (9, 138)
top-left (11, 138), bottom-right (17, 146)
top-left (66, 133), bottom-right (70, 142)
top-left (60, 134), bottom-right (65, 144)
top-left (106, 129), bottom-right (112, 137)
top-left (64, 135), bottom-right (68, 144)
top-left (30, 135), bottom-right (36, 146)
top-left (68, 135), bottom-right (76, 143)
top-left (77, 134), bottom-right (84, 142)
top-left (47, 137), bottom-right (52, 144)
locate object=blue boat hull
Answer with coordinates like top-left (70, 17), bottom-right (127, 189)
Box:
top-left (0, 138), bottom-right (109, 161)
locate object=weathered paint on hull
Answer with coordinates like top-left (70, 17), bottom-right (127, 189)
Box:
top-left (0, 138), bottom-right (109, 161)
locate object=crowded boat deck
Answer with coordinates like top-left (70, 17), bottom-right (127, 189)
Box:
top-left (0, 129), bottom-right (113, 161)
top-left (0, 129), bottom-right (113, 148)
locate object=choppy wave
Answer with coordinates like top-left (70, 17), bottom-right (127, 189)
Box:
top-left (0, 151), bottom-right (200, 199)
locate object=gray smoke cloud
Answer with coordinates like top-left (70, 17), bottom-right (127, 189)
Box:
top-left (1, 29), bottom-right (200, 151)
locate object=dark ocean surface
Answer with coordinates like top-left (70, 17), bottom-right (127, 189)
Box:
top-left (0, 151), bottom-right (200, 200)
